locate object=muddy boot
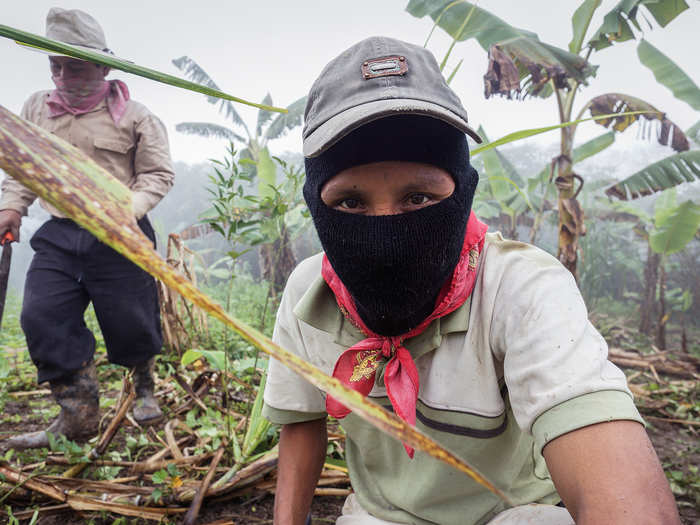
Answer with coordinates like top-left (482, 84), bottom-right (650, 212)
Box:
top-left (4, 361), bottom-right (99, 450)
top-left (132, 357), bottom-right (163, 425)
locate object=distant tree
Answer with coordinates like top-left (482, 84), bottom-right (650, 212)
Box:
top-left (172, 56), bottom-right (307, 292)
top-left (408, 0), bottom-right (698, 278)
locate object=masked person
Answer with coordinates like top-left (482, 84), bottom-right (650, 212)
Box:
top-left (262, 37), bottom-right (680, 525)
top-left (0, 8), bottom-right (174, 449)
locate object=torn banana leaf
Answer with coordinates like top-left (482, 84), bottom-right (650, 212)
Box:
top-left (0, 25), bottom-right (285, 114)
top-left (582, 93), bottom-right (689, 152)
top-left (484, 37), bottom-right (597, 99)
top-left (0, 105), bottom-right (511, 505)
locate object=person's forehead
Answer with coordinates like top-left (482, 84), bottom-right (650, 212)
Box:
top-left (329, 161), bottom-right (452, 185)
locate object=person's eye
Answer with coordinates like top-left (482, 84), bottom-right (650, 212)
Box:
top-left (407, 193), bottom-right (431, 206)
top-left (338, 198), bottom-right (361, 209)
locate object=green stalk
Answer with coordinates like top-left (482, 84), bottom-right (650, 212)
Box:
top-left (470, 110), bottom-right (652, 157)
top-left (0, 25), bottom-right (286, 114)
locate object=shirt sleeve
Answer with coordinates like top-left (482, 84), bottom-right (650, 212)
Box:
top-left (487, 242), bottom-right (642, 454)
top-left (130, 113), bottom-right (175, 219)
top-left (263, 267), bottom-right (327, 425)
top-left (0, 97), bottom-right (39, 215)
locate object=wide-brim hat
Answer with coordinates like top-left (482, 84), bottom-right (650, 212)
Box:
top-left (21, 7), bottom-right (128, 63)
top-left (302, 36), bottom-right (482, 158)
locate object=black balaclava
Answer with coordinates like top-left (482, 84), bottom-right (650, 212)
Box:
top-left (304, 115), bottom-right (478, 337)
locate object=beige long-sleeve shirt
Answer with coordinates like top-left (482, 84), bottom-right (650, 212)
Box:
top-left (0, 90), bottom-right (175, 219)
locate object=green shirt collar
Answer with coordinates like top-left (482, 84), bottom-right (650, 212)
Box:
top-left (292, 275), bottom-right (471, 361)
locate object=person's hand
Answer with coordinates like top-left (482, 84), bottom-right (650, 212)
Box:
top-left (0, 209), bottom-right (21, 242)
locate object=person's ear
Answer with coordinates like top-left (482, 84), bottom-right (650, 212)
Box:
top-left (102, 66), bottom-right (111, 77)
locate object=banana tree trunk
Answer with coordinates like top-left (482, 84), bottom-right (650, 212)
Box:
top-left (554, 129), bottom-right (585, 278)
top-left (639, 245), bottom-right (660, 336)
top-left (655, 262), bottom-right (667, 350)
top-left (259, 224), bottom-right (296, 297)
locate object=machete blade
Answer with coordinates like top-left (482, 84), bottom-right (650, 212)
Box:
top-left (0, 240), bottom-right (12, 331)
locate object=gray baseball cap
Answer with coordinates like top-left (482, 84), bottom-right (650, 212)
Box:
top-left (302, 36), bottom-right (482, 158)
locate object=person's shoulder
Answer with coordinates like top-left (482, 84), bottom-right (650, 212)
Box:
top-left (123, 98), bottom-right (152, 119)
top-left (483, 231), bottom-right (561, 272)
top-left (25, 90), bottom-right (51, 103)
top-left (22, 90), bottom-right (51, 111)
top-left (480, 231), bottom-right (574, 294)
top-left (285, 253), bottom-right (324, 297)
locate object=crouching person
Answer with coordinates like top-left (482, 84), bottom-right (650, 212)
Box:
top-left (0, 8), bottom-right (174, 449)
top-left (262, 37), bottom-right (680, 524)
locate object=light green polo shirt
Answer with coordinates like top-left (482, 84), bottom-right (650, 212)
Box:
top-left (263, 233), bottom-right (643, 525)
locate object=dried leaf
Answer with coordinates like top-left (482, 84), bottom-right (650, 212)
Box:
top-left (586, 93), bottom-right (689, 152)
top-left (484, 36), bottom-right (597, 99)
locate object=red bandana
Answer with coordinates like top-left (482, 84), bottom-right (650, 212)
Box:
top-left (322, 212), bottom-right (488, 457)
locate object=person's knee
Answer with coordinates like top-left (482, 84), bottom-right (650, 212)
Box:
top-left (20, 300), bottom-right (48, 335)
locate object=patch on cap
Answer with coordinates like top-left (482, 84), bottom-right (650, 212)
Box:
top-left (361, 55), bottom-right (408, 80)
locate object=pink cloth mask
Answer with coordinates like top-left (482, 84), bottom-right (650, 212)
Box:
top-left (48, 77), bottom-right (130, 125)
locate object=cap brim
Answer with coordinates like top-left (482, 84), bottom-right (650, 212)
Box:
top-left (17, 41), bottom-right (131, 63)
top-left (303, 98), bottom-right (483, 158)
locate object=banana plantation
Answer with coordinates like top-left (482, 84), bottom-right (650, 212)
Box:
top-left (0, 1), bottom-right (698, 524)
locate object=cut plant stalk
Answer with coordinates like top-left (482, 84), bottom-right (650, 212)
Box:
top-left (0, 105), bottom-right (511, 505)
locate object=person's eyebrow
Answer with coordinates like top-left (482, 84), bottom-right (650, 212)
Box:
top-left (322, 186), bottom-right (365, 198)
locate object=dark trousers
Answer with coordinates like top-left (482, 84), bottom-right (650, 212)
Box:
top-left (21, 217), bottom-right (162, 384)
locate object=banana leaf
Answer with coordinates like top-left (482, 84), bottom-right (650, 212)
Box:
top-left (569, 0), bottom-right (603, 54)
top-left (174, 123), bottom-right (246, 143)
top-left (604, 150), bottom-right (700, 200)
top-left (484, 37), bottom-right (597, 99)
top-left (172, 56), bottom-right (251, 130)
top-left (265, 96), bottom-right (308, 141)
top-left (637, 39), bottom-right (700, 111)
top-left (0, 25), bottom-right (285, 114)
top-left (406, 0), bottom-right (537, 50)
top-left (0, 105), bottom-right (510, 505)
top-left (572, 131), bottom-right (615, 164)
top-left (256, 147), bottom-right (277, 201)
top-left (587, 0), bottom-right (689, 50)
top-left (687, 120), bottom-right (700, 145)
top-left (405, 1), bottom-right (596, 99)
top-left (583, 93), bottom-right (689, 152)
top-left (650, 199), bottom-right (700, 255)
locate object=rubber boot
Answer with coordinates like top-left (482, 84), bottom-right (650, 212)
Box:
top-left (132, 357), bottom-right (163, 425)
top-left (4, 361), bottom-right (99, 450)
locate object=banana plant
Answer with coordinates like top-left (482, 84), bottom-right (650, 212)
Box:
top-left (472, 126), bottom-right (531, 239)
top-left (407, 0), bottom-right (694, 278)
top-left (608, 189), bottom-right (700, 348)
top-left (0, 25), bottom-right (285, 114)
top-left (649, 190), bottom-right (700, 349)
top-left (172, 56), bottom-right (307, 293)
top-left (0, 105), bottom-right (511, 505)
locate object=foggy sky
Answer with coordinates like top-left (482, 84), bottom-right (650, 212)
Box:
top-left (2, 1), bottom-right (699, 167)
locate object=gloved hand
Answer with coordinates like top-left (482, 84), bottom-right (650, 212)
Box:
top-left (0, 209), bottom-right (21, 242)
